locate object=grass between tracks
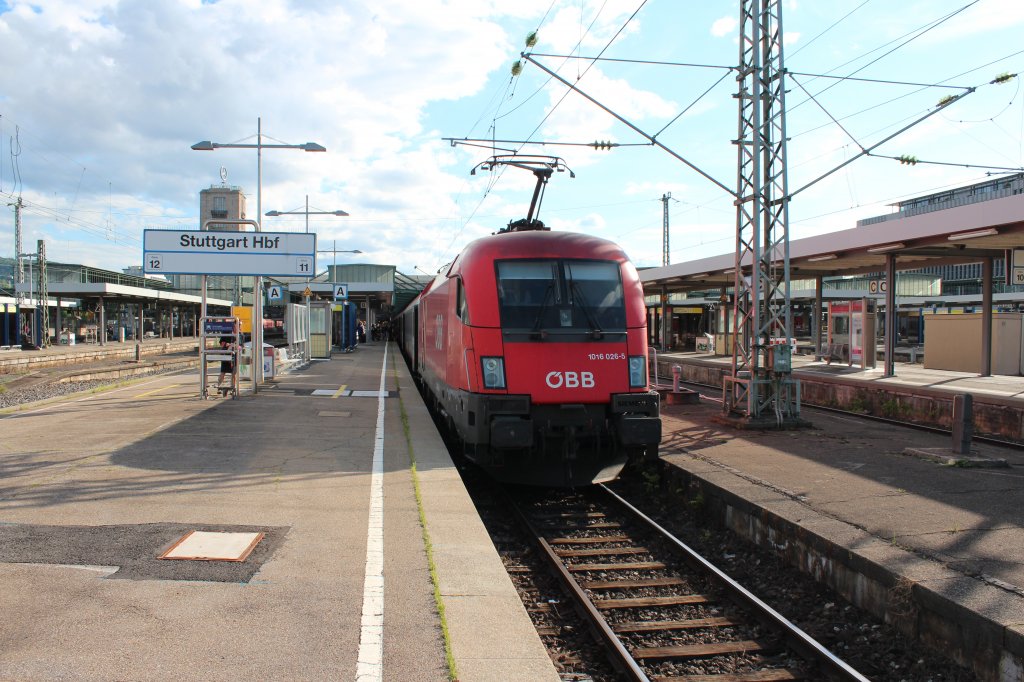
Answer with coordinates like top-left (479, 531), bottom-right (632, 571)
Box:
top-left (394, 355), bottom-right (459, 682)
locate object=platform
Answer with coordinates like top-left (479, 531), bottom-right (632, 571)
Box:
top-left (656, 393), bottom-right (1024, 679)
top-left (654, 350), bottom-right (1024, 442)
top-left (0, 342), bottom-right (558, 681)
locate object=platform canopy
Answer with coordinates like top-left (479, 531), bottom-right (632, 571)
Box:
top-left (14, 281), bottom-right (232, 308)
top-left (641, 192), bottom-right (1024, 293)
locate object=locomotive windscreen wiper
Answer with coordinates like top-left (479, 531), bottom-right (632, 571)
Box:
top-left (570, 282), bottom-right (604, 339)
top-left (530, 284), bottom-right (554, 339)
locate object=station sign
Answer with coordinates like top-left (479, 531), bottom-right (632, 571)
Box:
top-left (1013, 249), bottom-right (1024, 285)
top-left (204, 318), bottom-right (237, 335)
top-left (267, 285), bottom-right (285, 302)
top-left (333, 283), bottom-right (349, 301)
top-left (142, 229), bottom-right (316, 276)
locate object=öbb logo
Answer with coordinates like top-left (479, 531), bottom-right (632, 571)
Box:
top-left (545, 371), bottom-right (595, 389)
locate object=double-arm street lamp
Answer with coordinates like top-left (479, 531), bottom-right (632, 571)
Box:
top-left (265, 196), bottom-right (355, 363)
top-left (265, 195), bottom-right (349, 233)
top-left (192, 117), bottom-right (326, 390)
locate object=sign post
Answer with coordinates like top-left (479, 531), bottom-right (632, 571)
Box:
top-left (334, 283), bottom-right (349, 351)
top-left (144, 225), bottom-right (316, 393)
top-left (302, 286), bottom-right (312, 364)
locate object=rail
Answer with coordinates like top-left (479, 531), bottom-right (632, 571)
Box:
top-left (508, 486), bottom-right (869, 681)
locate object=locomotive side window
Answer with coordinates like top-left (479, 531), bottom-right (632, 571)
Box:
top-left (456, 278), bottom-right (470, 324)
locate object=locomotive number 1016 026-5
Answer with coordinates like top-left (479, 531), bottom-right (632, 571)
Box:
top-left (587, 352), bottom-right (626, 361)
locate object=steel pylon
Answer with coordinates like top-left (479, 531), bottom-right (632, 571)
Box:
top-left (724, 0), bottom-right (802, 425)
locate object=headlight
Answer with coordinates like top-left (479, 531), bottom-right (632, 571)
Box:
top-left (481, 356), bottom-right (506, 389)
top-left (628, 356), bottom-right (646, 388)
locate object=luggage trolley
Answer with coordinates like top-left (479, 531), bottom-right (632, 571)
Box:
top-left (201, 316), bottom-right (240, 399)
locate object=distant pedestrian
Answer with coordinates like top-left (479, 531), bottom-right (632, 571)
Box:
top-left (217, 335), bottom-right (235, 387)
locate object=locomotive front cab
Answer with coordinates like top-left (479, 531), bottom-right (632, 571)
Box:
top-left (464, 252), bottom-right (660, 483)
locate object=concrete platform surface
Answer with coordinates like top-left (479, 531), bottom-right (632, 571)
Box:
top-left (655, 348), bottom-right (1024, 403)
top-left (657, 394), bottom-right (1024, 679)
top-left (0, 342), bottom-right (557, 682)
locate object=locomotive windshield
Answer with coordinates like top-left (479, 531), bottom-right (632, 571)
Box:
top-left (496, 259), bottom-right (626, 337)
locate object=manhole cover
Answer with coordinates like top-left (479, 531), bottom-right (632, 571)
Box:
top-left (159, 530), bottom-right (264, 562)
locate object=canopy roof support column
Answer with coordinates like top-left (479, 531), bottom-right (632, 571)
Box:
top-left (884, 254), bottom-right (897, 378)
top-left (813, 275), bottom-right (823, 361)
top-left (98, 297), bottom-right (105, 347)
top-left (982, 256), bottom-right (993, 377)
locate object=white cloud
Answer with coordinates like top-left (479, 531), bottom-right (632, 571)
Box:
top-left (914, 0), bottom-right (1024, 45)
top-left (710, 16), bottom-right (736, 38)
top-left (538, 68), bottom-right (677, 145)
top-left (539, 0), bottom-right (643, 53)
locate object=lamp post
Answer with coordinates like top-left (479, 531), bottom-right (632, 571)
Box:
top-left (266, 196), bottom-right (353, 363)
top-left (192, 118), bottom-right (326, 390)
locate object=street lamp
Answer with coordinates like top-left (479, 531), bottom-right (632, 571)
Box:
top-left (265, 196), bottom-right (352, 363)
top-left (265, 196), bottom-right (349, 233)
top-left (192, 117), bottom-right (326, 390)
top-left (317, 244), bottom-right (363, 274)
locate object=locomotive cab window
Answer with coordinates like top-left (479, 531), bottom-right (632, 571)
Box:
top-left (565, 261), bottom-right (625, 331)
top-left (496, 259), bottom-right (625, 338)
top-left (455, 277), bottom-right (470, 324)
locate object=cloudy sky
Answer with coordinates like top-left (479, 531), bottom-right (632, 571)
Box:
top-left (1, 0), bottom-right (1022, 279)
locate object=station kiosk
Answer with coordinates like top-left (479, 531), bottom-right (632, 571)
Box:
top-left (201, 316), bottom-right (240, 399)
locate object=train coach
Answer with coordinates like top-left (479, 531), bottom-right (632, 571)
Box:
top-left (397, 224), bottom-right (661, 487)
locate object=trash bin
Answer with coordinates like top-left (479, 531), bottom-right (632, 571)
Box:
top-left (240, 342), bottom-right (275, 379)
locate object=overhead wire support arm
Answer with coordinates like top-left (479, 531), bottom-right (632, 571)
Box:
top-left (862, 154), bottom-right (1023, 172)
top-left (444, 137), bottom-right (643, 150)
top-left (520, 52), bottom-right (736, 198)
top-left (788, 86), bottom-right (977, 199)
top-left (525, 52), bottom-right (735, 72)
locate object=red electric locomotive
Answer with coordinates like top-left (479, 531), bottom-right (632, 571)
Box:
top-left (397, 224), bottom-right (661, 487)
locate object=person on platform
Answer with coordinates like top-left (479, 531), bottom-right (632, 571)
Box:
top-left (217, 335), bottom-right (236, 388)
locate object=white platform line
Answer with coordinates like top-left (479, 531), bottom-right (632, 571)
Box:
top-left (356, 342), bottom-right (388, 682)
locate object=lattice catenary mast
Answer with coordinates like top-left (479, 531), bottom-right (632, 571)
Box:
top-left (37, 239), bottom-right (49, 348)
top-left (723, 0), bottom-right (802, 425)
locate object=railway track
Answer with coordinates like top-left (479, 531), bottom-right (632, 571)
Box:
top-left (509, 485), bottom-right (868, 682)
